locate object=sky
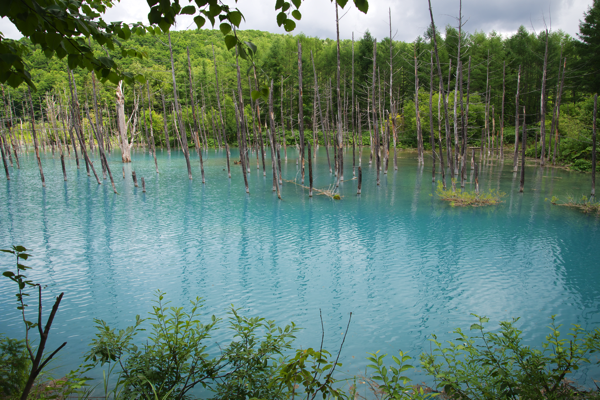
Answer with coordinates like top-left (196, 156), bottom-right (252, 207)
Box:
top-left (0, 0), bottom-right (593, 43)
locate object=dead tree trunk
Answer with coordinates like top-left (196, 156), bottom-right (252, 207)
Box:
top-left (212, 44), bottom-right (230, 177)
top-left (116, 83), bottom-right (132, 163)
top-left (513, 66), bottom-right (521, 172)
top-left (234, 43), bottom-right (249, 193)
top-left (298, 40), bottom-right (306, 184)
top-left (373, 40), bottom-right (380, 186)
top-left (520, 107), bottom-right (527, 192)
top-left (1, 85), bottom-right (19, 169)
top-left (69, 69), bottom-right (101, 184)
top-left (311, 55), bottom-right (330, 174)
top-left (539, 29), bottom-right (549, 166)
top-left (500, 61), bottom-right (506, 159)
top-left (268, 80), bottom-right (281, 198)
top-left (27, 88), bottom-right (45, 187)
top-left (414, 45), bottom-right (423, 165)
top-left (430, 51), bottom-right (435, 182)
top-left (146, 82), bottom-right (159, 174)
top-left (335, 3), bottom-right (344, 184)
top-left (160, 90), bottom-right (171, 153)
top-left (308, 141), bottom-right (313, 196)
top-left (553, 58), bottom-right (567, 165)
top-left (187, 47), bottom-right (204, 183)
top-left (592, 94), bottom-right (597, 199)
top-left (168, 32), bottom-right (192, 179)
top-left (46, 97), bottom-right (67, 181)
top-left (353, 32), bottom-right (357, 175)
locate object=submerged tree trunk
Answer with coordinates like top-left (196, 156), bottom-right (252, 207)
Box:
top-left (513, 66), bottom-right (521, 172)
top-left (168, 32), bottom-right (192, 179)
top-left (187, 47), bottom-right (204, 182)
top-left (372, 40), bottom-right (380, 186)
top-left (592, 94), bottom-right (597, 199)
top-left (116, 83), bottom-right (131, 163)
top-left (539, 30), bottom-right (549, 166)
top-left (335, 3), bottom-right (343, 184)
top-left (27, 88), bottom-right (45, 187)
top-left (500, 61), bottom-right (506, 159)
top-left (298, 40), bottom-right (305, 184)
top-left (520, 108), bottom-right (527, 192)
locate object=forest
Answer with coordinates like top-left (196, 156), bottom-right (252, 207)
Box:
top-left (1, 6), bottom-right (599, 176)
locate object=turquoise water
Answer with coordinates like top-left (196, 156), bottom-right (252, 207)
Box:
top-left (1, 147), bottom-right (600, 390)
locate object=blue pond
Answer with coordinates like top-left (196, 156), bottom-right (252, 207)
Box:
top-left (1, 147), bottom-right (600, 390)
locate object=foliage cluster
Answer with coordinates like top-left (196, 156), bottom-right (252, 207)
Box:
top-left (435, 180), bottom-right (505, 207)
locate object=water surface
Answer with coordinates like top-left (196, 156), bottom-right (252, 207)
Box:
top-left (1, 147), bottom-right (599, 389)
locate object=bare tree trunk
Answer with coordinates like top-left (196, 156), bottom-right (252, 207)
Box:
top-left (27, 88), bottom-right (45, 187)
top-left (1, 85), bottom-right (19, 168)
top-left (438, 79), bottom-right (446, 188)
top-left (553, 58), bottom-right (567, 165)
top-left (446, 59), bottom-right (452, 170)
top-left (484, 50), bottom-right (490, 157)
top-left (353, 32), bottom-right (357, 176)
top-left (69, 69), bottom-right (100, 184)
top-left (297, 40), bottom-right (306, 184)
top-left (372, 40), bottom-right (380, 186)
top-left (311, 52), bottom-right (330, 175)
top-left (429, 51), bottom-right (435, 182)
top-left (500, 61), bottom-right (506, 159)
top-left (187, 47), bottom-right (204, 183)
top-left (234, 43), bottom-right (249, 193)
top-left (592, 94), bottom-right (597, 199)
top-left (168, 32), bottom-right (192, 179)
top-left (462, 57), bottom-right (471, 184)
top-left (539, 30), bottom-right (549, 166)
top-left (308, 141), bottom-right (313, 196)
top-left (46, 97), bottom-right (67, 181)
top-left (335, 3), bottom-right (344, 184)
top-left (146, 83), bottom-right (159, 174)
top-left (513, 66), bottom-right (521, 172)
top-left (414, 45), bottom-right (423, 165)
top-left (268, 80), bottom-right (281, 198)
top-left (116, 83), bottom-right (131, 163)
top-left (520, 107), bottom-right (527, 192)
top-left (160, 90), bottom-right (171, 153)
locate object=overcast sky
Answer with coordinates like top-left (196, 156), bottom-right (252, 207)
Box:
top-left (0, 0), bottom-right (593, 43)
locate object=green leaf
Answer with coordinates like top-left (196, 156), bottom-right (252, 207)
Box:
top-left (224, 35), bottom-right (237, 50)
top-left (2, 271), bottom-right (15, 277)
top-left (291, 10), bottom-right (301, 20)
top-left (0, 249), bottom-right (15, 254)
top-left (244, 40), bottom-right (257, 55)
top-left (219, 23), bottom-right (231, 35)
top-left (353, 0), bottom-right (369, 13)
top-left (14, 246), bottom-right (26, 252)
top-left (194, 15), bottom-right (206, 28)
top-left (470, 324), bottom-right (483, 330)
top-left (337, 0), bottom-right (349, 7)
top-left (181, 5), bottom-right (196, 14)
top-left (282, 2), bottom-right (291, 12)
top-left (276, 12), bottom-right (286, 27)
top-left (275, 0), bottom-right (285, 9)
top-left (291, 0), bottom-right (301, 7)
top-left (283, 19), bottom-right (296, 32)
top-left (229, 11), bottom-right (243, 27)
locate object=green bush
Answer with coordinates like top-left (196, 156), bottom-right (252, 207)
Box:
top-left (367, 314), bottom-right (600, 400)
top-left (0, 335), bottom-right (30, 397)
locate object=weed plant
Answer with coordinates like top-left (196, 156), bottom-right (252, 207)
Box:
top-left (435, 181), bottom-right (505, 207)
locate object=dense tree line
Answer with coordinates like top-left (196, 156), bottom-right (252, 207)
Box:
top-left (2, 1), bottom-right (600, 169)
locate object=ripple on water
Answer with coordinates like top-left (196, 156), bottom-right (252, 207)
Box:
top-left (1, 149), bottom-right (600, 390)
